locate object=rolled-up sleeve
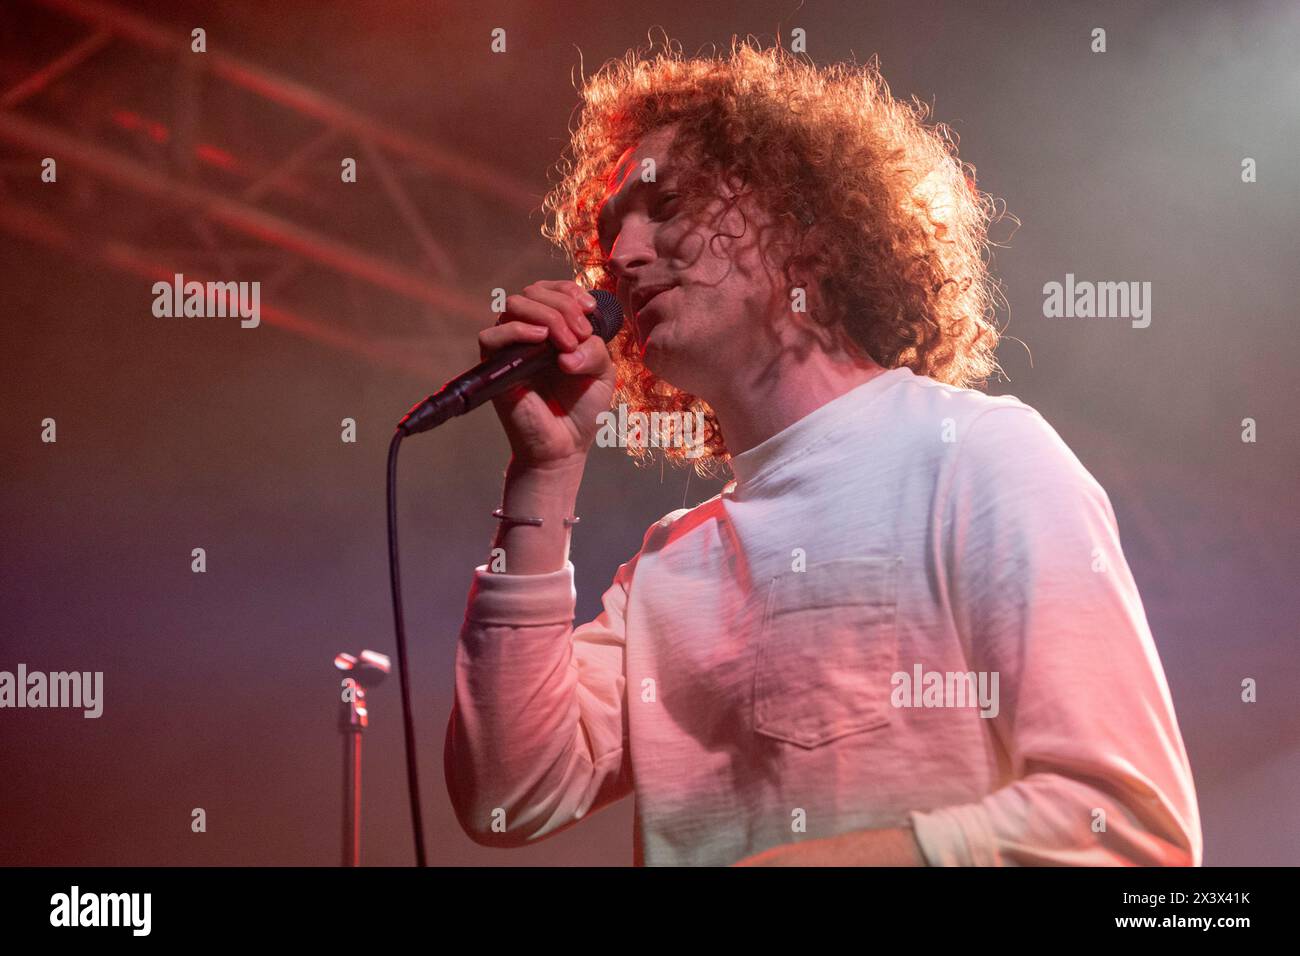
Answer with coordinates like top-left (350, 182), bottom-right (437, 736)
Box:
top-left (909, 405), bottom-right (1202, 866)
top-left (443, 556), bottom-right (635, 847)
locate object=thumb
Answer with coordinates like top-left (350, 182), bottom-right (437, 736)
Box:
top-left (557, 335), bottom-right (610, 377)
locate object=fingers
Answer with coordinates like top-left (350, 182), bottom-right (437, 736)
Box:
top-left (481, 320), bottom-right (610, 378)
top-left (529, 279), bottom-right (599, 313)
top-left (478, 320), bottom-right (548, 360)
top-left (520, 282), bottom-right (595, 344)
top-left (482, 281), bottom-right (599, 358)
top-left (555, 333), bottom-right (612, 377)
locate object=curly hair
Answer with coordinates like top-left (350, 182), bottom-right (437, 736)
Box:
top-left (542, 34), bottom-right (1006, 478)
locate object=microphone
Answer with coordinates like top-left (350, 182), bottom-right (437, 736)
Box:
top-left (397, 289), bottom-right (624, 436)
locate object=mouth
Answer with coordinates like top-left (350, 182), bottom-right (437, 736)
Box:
top-left (631, 284), bottom-right (675, 315)
top-left (632, 287), bottom-right (674, 346)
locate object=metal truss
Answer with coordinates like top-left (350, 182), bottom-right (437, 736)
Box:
top-left (0, 0), bottom-right (547, 373)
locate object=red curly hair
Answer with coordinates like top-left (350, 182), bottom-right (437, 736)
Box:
top-left (542, 35), bottom-right (1006, 478)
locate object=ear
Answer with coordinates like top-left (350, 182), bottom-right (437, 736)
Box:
top-left (785, 260), bottom-right (840, 339)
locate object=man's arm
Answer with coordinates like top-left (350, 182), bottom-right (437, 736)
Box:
top-left (443, 457), bottom-right (637, 847)
top-left (906, 404), bottom-right (1201, 866)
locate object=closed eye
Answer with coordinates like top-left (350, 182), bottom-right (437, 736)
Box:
top-left (597, 188), bottom-right (678, 262)
top-left (652, 193), bottom-right (680, 220)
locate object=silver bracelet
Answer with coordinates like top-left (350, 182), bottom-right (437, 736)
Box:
top-left (492, 507), bottom-right (580, 528)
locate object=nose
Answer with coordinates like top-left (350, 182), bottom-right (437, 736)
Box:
top-left (606, 222), bottom-right (656, 282)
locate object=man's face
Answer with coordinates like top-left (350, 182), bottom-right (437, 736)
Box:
top-left (596, 124), bottom-right (795, 400)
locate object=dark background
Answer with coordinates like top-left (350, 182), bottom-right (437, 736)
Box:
top-left (1, 0), bottom-right (1296, 866)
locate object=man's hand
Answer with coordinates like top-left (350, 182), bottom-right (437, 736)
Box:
top-left (732, 826), bottom-right (926, 866)
top-left (479, 279), bottom-right (618, 469)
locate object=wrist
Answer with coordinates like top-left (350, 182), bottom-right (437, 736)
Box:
top-left (489, 455), bottom-right (586, 576)
top-left (506, 451), bottom-right (588, 481)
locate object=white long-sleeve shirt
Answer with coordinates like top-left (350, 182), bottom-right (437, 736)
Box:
top-left (443, 366), bottom-right (1203, 866)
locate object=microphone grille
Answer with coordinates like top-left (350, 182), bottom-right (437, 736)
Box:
top-left (588, 289), bottom-right (624, 341)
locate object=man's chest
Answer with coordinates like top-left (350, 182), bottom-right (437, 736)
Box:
top-left (622, 520), bottom-right (908, 750)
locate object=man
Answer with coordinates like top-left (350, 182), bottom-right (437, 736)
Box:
top-left (442, 41), bottom-right (1201, 866)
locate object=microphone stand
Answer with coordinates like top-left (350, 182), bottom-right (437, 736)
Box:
top-left (334, 650), bottom-right (391, 867)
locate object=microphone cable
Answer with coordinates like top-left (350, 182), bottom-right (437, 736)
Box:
top-left (383, 289), bottom-right (621, 866)
top-left (386, 428), bottom-right (427, 866)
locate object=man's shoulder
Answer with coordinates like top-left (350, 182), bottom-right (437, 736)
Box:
top-left (938, 395), bottom-right (1110, 520)
top-left (864, 372), bottom-right (1056, 473)
top-left (893, 369), bottom-right (1036, 426)
top-left (888, 373), bottom-right (1106, 507)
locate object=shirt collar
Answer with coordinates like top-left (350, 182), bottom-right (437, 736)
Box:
top-left (727, 366), bottom-right (912, 489)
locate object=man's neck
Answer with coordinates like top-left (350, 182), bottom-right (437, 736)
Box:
top-left (705, 349), bottom-right (889, 458)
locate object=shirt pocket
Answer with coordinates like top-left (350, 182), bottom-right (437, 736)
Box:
top-left (752, 555), bottom-right (902, 748)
